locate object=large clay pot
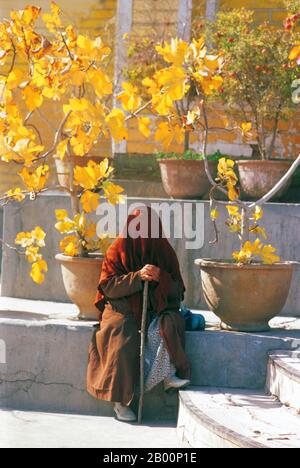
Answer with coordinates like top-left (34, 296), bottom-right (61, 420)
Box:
top-left (56, 254), bottom-right (103, 320)
top-left (159, 159), bottom-right (217, 199)
top-left (195, 259), bottom-right (294, 332)
top-left (237, 160), bottom-right (292, 200)
top-left (55, 156), bottom-right (106, 189)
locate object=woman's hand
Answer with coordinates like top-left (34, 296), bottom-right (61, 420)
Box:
top-left (139, 264), bottom-right (160, 282)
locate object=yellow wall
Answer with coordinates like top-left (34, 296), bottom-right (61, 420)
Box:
top-left (220, 0), bottom-right (286, 23)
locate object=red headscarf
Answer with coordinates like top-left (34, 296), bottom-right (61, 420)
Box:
top-left (95, 206), bottom-right (185, 325)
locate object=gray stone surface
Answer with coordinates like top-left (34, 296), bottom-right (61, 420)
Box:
top-left (0, 206), bottom-right (3, 274)
top-left (266, 350), bottom-right (300, 412)
top-left (178, 387), bottom-right (300, 449)
top-left (0, 298), bottom-right (299, 418)
top-left (0, 301), bottom-right (178, 420)
top-left (0, 409), bottom-right (181, 448)
top-left (1, 194), bottom-right (300, 316)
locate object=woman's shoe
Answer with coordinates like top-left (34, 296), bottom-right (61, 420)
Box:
top-left (114, 403), bottom-right (137, 422)
top-left (164, 375), bottom-right (191, 391)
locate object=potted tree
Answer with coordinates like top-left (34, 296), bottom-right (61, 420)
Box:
top-left (195, 154), bottom-right (299, 332)
top-left (209, 7), bottom-right (300, 200)
top-left (125, 35), bottom-right (225, 199)
top-left (0, 3), bottom-right (146, 320)
top-left (135, 32), bottom-right (300, 331)
top-left (193, 20), bottom-right (300, 330)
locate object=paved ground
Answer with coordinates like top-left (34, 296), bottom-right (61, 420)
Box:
top-left (0, 408), bottom-right (182, 448)
top-left (0, 296), bottom-right (299, 331)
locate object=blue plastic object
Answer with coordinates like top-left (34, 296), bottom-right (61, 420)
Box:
top-left (180, 303), bottom-right (206, 331)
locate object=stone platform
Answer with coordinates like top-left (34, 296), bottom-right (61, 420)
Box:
top-left (0, 297), bottom-right (300, 420)
top-left (2, 194), bottom-right (300, 316)
top-left (178, 387), bottom-right (300, 448)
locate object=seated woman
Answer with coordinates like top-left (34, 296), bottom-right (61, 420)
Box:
top-left (87, 206), bottom-right (191, 422)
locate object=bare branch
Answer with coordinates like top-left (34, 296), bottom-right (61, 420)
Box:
top-left (249, 154), bottom-right (300, 208)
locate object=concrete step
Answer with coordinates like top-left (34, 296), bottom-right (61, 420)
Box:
top-left (0, 299), bottom-right (300, 419)
top-left (266, 350), bottom-right (300, 412)
top-left (177, 387), bottom-right (300, 449)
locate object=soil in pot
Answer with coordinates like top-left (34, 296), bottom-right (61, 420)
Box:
top-left (237, 160), bottom-right (292, 201)
top-left (159, 159), bottom-right (217, 199)
top-left (195, 259), bottom-right (294, 332)
top-left (56, 253), bottom-right (103, 320)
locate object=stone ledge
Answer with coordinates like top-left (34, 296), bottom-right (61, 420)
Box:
top-left (2, 196), bottom-right (300, 316)
top-left (177, 387), bottom-right (300, 449)
top-left (0, 298), bottom-right (300, 418)
top-left (266, 350), bottom-right (300, 412)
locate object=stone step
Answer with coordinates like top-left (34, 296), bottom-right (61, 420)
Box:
top-left (177, 387), bottom-right (300, 449)
top-left (0, 298), bottom-right (300, 419)
top-left (266, 350), bottom-right (300, 412)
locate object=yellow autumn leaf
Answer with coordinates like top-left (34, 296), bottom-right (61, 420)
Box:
top-left (60, 235), bottom-right (80, 256)
top-left (241, 122), bottom-right (252, 139)
top-left (6, 188), bottom-right (25, 202)
top-left (76, 35), bottom-right (111, 61)
top-left (193, 73), bottom-right (223, 95)
top-left (118, 82), bottom-right (141, 113)
top-left (85, 222), bottom-right (96, 239)
top-left (22, 85), bottom-right (43, 112)
top-left (11, 5), bottom-right (41, 27)
top-left (188, 37), bottom-right (206, 61)
top-left (155, 121), bottom-right (184, 150)
top-left (6, 70), bottom-right (28, 90)
top-left (54, 139), bottom-right (68, 161)
top-left (253, 206), bottom-right (264, 221)
top-left (106, 108), bottom-right (128, 142)
top-left (156, 38), bottom-right (189, 66)
top-left (87, 69), bottom-right (112, 98)
top-left (259, 245), bottom-right (280, 265)
top-left (19, 165), bottom-right (49, 192)
top-left (138, 117), bottom-right (152, 138)
top-left (74, 163), bottom-right (101, 190)
top-left (228, 182), bottom-right (239, 201)
top-left (31, 226), bottom-right (46, 247)
top-left (250, 225), bottom-right (268, 239)
top-left (80, 190), bottom-right (100, 213)
top-left (155, 66), bottom-right (188, 102)
top-left (42, 1), bottom-right (62, 32)
top-left (15, 231), bottom-right (33, 248)
top-left (102, 181), bottom-right (125, 205)
top-left (68, 70), bottom-right (86, 87)
top-left (210, 208), bottom-right (219, 221)
top-left (55, 209), bottom-right (69, 221)
top-left (226, 205), bottom-right (240, 217)
top-left (289, 45), bottom-right (300, 61)
top-left (74, 212), bottom-right (87, 232)
top-left (55, 220), bottom-right (75, 234)
top-left (70, 129), bottom-right (96, 157)
top-left (30, 259), bottom-right (48, 284)
top-left (25, 245), bottom-right (41, 263)
top-left (233, 239), bottom-right (262, 264)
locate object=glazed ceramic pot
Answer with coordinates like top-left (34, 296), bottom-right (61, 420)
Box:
top-left (195, 259), bottom-right (294, 332)
top-left (158, 159), bottom-right (217, 199)
top-left (56, 253), bottom-right (104, 320)
top-left (237, 160), bottom-right (292, 200)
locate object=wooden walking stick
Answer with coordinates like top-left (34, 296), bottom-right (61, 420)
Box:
top-left (138, 280), bottom-right (149, 424)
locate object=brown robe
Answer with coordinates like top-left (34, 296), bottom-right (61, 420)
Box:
top-left (87, 271), bottom-right (190, 405)
top-left (87, 207), bottom-right (191, 405)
